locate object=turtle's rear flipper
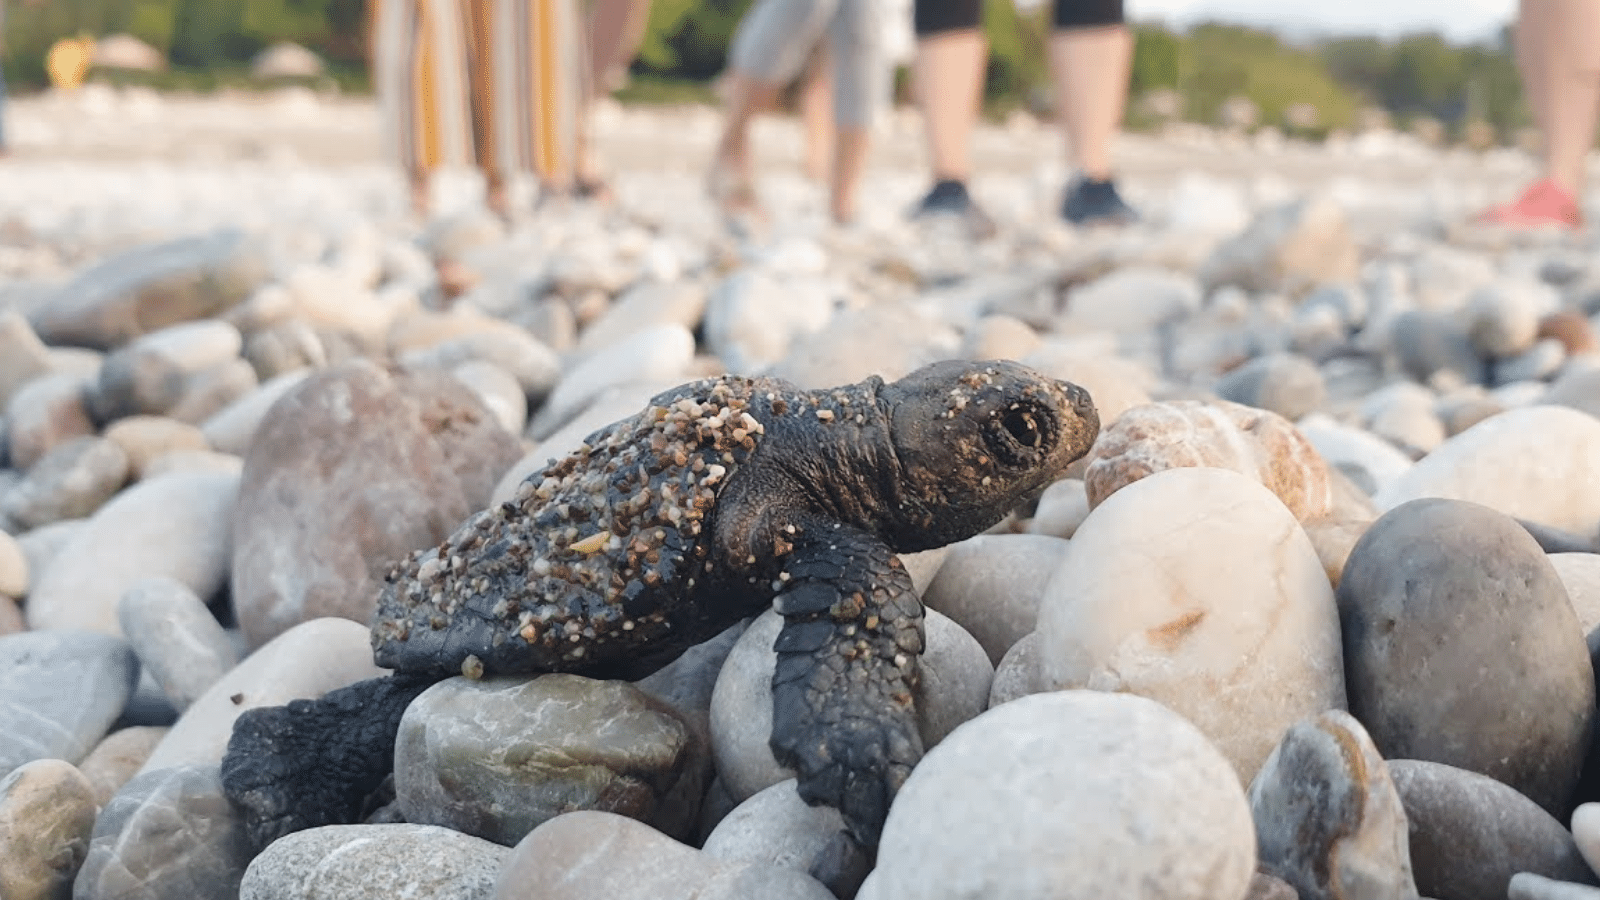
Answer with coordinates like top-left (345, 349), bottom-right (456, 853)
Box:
top-left (220, 672), bottom-right (436, 853)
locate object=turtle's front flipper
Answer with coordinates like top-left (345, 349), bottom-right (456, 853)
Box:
top-left (220, 672), bottom-right (437, 853)
top-left (767, 522), bottom-right (926, 849)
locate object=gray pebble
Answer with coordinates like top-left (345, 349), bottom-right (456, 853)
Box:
top-left (921, 533), bottom-right (1071, 665)
top-left (0, 630), bottom-right (138, 775)
top-left (0, 436), bottom-right (129, 530)
top-left (1215, 352), bottom-right (1327, 421)
top-left (702, 779), bottom-right (870, 899)
top-left (1389, 759), bottom-right (1596, 900)
top-left (117, 577), bottom-right (240, 712)
top-left (73, 764), bottom-right (252, 900)
top-left (240, 824), bottom-right (509, 900)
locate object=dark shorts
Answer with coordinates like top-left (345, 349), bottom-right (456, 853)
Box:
top-left (914, 0), bottom-right (1121, 35)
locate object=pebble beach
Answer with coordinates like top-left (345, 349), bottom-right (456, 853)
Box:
top-left (5, 83), bottom-right (1600, 900)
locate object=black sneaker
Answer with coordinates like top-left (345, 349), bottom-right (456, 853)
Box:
top-left (1062, 176), bottom-right (1138, 227)
top-left (909, 179), bottom-right (997, 239)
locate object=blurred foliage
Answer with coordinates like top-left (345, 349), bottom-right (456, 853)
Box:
top-left (0, 0), bottom-right (1530, 142)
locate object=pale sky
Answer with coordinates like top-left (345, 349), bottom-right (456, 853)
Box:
top-left (1126, 0), bottom-right (1518, 43)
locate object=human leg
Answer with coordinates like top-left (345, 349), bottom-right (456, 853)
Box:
top-left (1050, 0), bottom-right (1137, 225)
top-left (1479, 0), bottom-right (1600, 227)
top-left (907, 0), bottom-right (993, 233)
top-left (799, 52), bottom-right (837, 182)
top-left (825, 0), bottom-right (894, 223)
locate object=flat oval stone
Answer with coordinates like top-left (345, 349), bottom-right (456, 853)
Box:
top-left (73, 764), bottom-right (252, 900)
top-left (1034, 467), bottom-right (1346, 784)
top-left (1248, 709), bottom-right (1417, 900)
top-left (1389, 759), bottom-right (1596, 900)
top-left (117, 577), bottom-right (240, 711)
top-left (396, 674), bottom-right (700, 846)
top-left (0, 436), bottom-right (129, 530)
top-left (239, 824), bottom-right (509, 900)
top-left (78, 726), bottom-right (167, 807)
top-left (860, 691), bottom-right (1257, 900)
top-left (701, 779), bottom-right (868, 899)
top-left (492, 810), bottom-right (835, 900)
top-left (921, 533), bottom-right (1072, 665)
top-left (0, 759), bottom-right (96, 900)
top-left (0, 630), bottom-right (138, 775)
top-left (1338, 499), bottom-right (1593, 815)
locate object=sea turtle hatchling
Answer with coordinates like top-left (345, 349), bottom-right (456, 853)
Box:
top-left (220, 358), bottom-right (1100, 851)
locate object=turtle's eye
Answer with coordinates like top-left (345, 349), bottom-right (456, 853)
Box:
top-left (984, 401), bottom-right (1056, 467)
top-left (1002, 409), bottom-right (1040, 447)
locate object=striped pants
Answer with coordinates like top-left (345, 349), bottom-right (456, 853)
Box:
top-left (371, 0), bottom-right (587, 185)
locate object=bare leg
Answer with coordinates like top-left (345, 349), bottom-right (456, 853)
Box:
top-left (800, 57), bottom-right (837, 183)
top-left (911, 29), bottom-right (987, 182)
top-left (1048, 24), bottom-right (1132, 181)
top-left (710, 71), bottom-right (783, 219)
top-left (831, 128), bottom-right (870, 223)
top-left (1523, 0), bottom-right (1600, 195)
top-left (409, 168), bottom-right (431, 218)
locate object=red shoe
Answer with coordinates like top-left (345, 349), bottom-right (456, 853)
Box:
top-left (1477, 178), bottom-right (1583, 229)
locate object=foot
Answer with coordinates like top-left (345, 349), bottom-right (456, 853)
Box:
top-left (1061, 176), bottom-right (1138, 227)
top-left (1476, 178), bottom-right (1583, 229)
top-left (707, 159), bottom-right (767, 237)
top-left (908, 179), bottom-right (996, 240)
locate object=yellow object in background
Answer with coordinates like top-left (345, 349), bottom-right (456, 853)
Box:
top-left (45, 36), bottom-right (93, 90)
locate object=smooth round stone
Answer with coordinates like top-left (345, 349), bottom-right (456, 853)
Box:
top-left (1338, 499), bottom-right (1593, 815)
top-left (398, 328), bottom-right (561, 400)
top-left (709, 608), bottom-right (992, 803)
top-left (1576, 803), bottom-right (1600, 881)
top-left (117, 577), bottom-right (239, 712)
top-left (1494, 339), bottom-right (1566, 386)
top-left (141, 449), bottom-right (243, 480)
top-left (769, 301), bottom-right (956, 391)
top-left (0, 532), bottom-right (25, 599)
top-left (163, 358), bottom-right (260, 426)
top-left (0, 631), bottom-right (138, 774)
top-left (397, 674), bottom-right (702, 846)
top-left (1304, 518), bottom-right (1372, 589)
top-left (0, 759), bottom-right (96, 900)
top-left (572, 281), bottom-right (709, 362)
top-left (1360, 382), bottom-right (1445, 457)
top-left (242, 318), bottom-right (327, 380)
top-left (1538, 310), bottom-right (1598, 356)
top-left (0, 436), bottom-right (130, 530)
top-left (77, 726), bottom-right (167, 807)
top-left (701, 779), bottom-right (869, 899)
top-left (1374, 405), bottom-right (1600, 535)
top-left (1062, 266), bottom-right (1202, 333)
top-left (74, 764), bottom-right (252, 900)
top-left (961, 314), bottom-right (1041, 361)
top-left (1084, 399), bottom-right (1333, 522)
top-left (14, 520), bottom-right (82, 598)
top-left (526, 323), bottom-right (695, 440)
top-left (1197, 192), bottom-right (1360, 295)
top-left (91, 320), bottom-right (245, 422)
top-left (1248, 710), bottom-right (1417, 900)
top-left (25, 471), bottom-right (238, 636)
top-left (1389, 760), bottom-right (1596, 900)
top-left (1215, 352), bottom-right (1327, 421)
top-left (860, 691), bottom-right (1256, 900)
top-left (1298, 415), bottom-right (1414, 497)
top-left (1467, 281), bottom-right (1544, 358)
top-left (138, 617), bottom-right (386, 775)
top-left (1392, 310), bottom-right (1486, 386)
top-left (1025, 477), bottom-right (1091, 539)
top-left (451, 360), bottom-right (527, 434)
top-left (198, 370), bottom-right (310, 456)
top-left (102, 416), bottom-right (210, 479)
top-left (1553, 554), bottom-right (1600, 636)
top-left (5, 372), bottom-right (96, 471)
top-left (492, 810), bottom-right (835, 900)
top-left (1511, 873), bottom-right (1600, 900)
top-left (1545, 368), bottom-right (1600, 420)
top-left (0, 311), bottom-right (55, 410)
top-left (987, 631), bottom-right (1040, 708)
top-left (702, 269), bottom-right (833, 376)
top-left (240, 824), bottom-right (510, 900)
top-left (1439, 395), bottom-right (1505, 436)
top-left (921, 533), bottom-right (1072, 665)
top-left (1035, 467), bottom-right (1346, 783)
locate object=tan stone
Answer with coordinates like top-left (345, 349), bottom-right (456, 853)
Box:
top-left (1084, 399), bottom-right (1333, 521)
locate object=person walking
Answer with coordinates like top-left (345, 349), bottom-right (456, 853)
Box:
top-left (707, 0), bottom-right (910, 227)
top-left (1477, 0), bottom-right (1600, 229)
top-left (370, 0), bottom-right (588, 219)
top-left (907, 0), bottom-right (1138, 235)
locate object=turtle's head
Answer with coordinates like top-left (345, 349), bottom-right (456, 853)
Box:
top-left (879, 359), bottom-right (1099, 550)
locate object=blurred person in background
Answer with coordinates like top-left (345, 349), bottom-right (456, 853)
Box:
top-left (907, 0), bottom-right (1137, 235)
top-left (0, 0), bottom-right (8, 158)
top-left (1477, 0), bottom-right (1600, 229)
top-left (707, 0), bottom-right (913, 228)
